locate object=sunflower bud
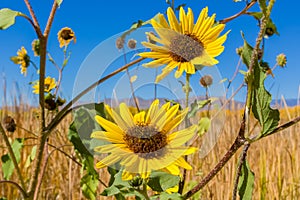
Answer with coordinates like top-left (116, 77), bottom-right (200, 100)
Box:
top-left (57, 27), bottom-right (76, 48)
top-left (129, 176), bottom-right (143, 187)
top-left (3, 116), bottom-right (16, 133)
top-left (116, 37), bottom-right (125, 50)
top-left (127, 39), bottom-right (137, 49)
top-left (276, 53), bottom-right (287, 67)
top-left (200, 75), bottom-right (213, 87)
top-left (32, 39), bottom-right (40, 56)
top-left (236, 47), bottom-right (243, 56)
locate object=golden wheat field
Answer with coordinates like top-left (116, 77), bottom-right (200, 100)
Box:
top-left (0, 103), bottom-right (299, 200)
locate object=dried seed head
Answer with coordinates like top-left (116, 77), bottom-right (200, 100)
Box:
top-left (116, 37), bottom-right (125, 50)
top-left (236, 47), bottom-right (243, 56)
top-left (276, 53), bottom-right (287, 67)
top-left (3, 116), bottom-right (16, 133)
top-left (127, 39), bottom-right (137, 49)
top-left (32, 39), bottom-right (40, 56)
top-left (200, 75), bottom-right (213, 87)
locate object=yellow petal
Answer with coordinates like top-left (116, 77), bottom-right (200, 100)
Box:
top-left (167, 7), bottom-right (181, 32)
top-left (91, 131), bottom-right (124, 143)
top-left (143, 58), bottom-right (170, 68)
top-left (163, 108), bottom-right (188, 133)
top-left (201, 23), bottom-right (225, 42)
top-left (95, 115), bottom-right (124, 135)
top-left (156, 104), bottom-right (179, 131)
top-left (165, 164), bottom-right (180, 175)
top-left (196, 14), bottom-right (216, 38)
top-left (139, 51), bottom-right (170, 59)
top-left (120, 103), bottom-right (135, 128)
top-left (193, 7), bottom-right (208, 35)
top-left (174, 157), bottom-right (192, 170)
top-left (155, 61), bottom-right (178, 83)
top-left (168, 125), bottom-right (197, 147)
top-left (187, 8), bottom-right (194, 33)
top-left (146, 99), bottom-right (159, 123)
top-left (95, 154), bottom-right (121, 168)
top-left (179, 7), bottom-right (187, 33)
top-left (141, 41), bottom-right (169, 53)
top-left (133, 111), bottom-right (146, 124)
top-left (122, 170), bottom-right (135, 180)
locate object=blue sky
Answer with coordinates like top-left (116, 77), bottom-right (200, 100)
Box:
top-left (0, 0), bottom-right (299, 106)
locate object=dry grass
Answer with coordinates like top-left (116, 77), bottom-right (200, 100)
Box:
top-left (0, 104), bottom-right (299, 200)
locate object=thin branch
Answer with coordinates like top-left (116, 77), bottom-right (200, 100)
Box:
top-left (232, 143), bottom-right (250, 200)
top-left (44, 0), bottom-right (58, 37)
top-left (219, 0), bottom-right (257, 24)
top-left (0, 123), bottom-right (27, 193)
top-left (45, 57), bottom-right (145, 136)
top-left (183, 118), bottom-right (246, 199)
top-left (18, 13), bottom-right (43, 38)
top-left (23, 0), bottom-right (42, 36)
top-left (0, 180), bottom-right (28, 198)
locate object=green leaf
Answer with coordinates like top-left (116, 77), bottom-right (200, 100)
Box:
top-left (25, 145), bottom-right (37, 168)
top-left (241, 35), bottom-right (280, 137)
top-left (238, 161), bottom-right (255, 200)
top-left (147, 171), bottom-right (180, 192)
top-left (188, 99), bottom-right (215, 119)
top-left (247, 12), bottom-right (279, 37)
top-left (198, 117), bottom-right (211, 136)
top-left (258, 0), bottom-right (267, 14)
top-left (1, 138), bottom-right (23, 180)
top-left (68, 103), bottom-right (105, 200)
top-left (80, 172), bottom-right (99, 200)
top-left (0, 9), bottom-right (23, 30)
top-left (120, 18), bottom-right (151, 41)
top-left (151, 192), bottom-right (183, 200)
top-left (56, 0), bottom-right (63, 6)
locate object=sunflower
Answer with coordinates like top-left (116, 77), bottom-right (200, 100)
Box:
top-left (139, 7), bottom-right (229, 82)
top-left (57, 27), bottom-right (76, 48)
top-left (32, 76), bottom-right (56, 94)
top-left (91, 100), bottom-right (197, 180)
top-left (10, 47), bottom-right (30, 76)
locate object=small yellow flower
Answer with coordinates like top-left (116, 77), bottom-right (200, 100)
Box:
top-left (276, 53), bottom-right (287, 67)
top-left (57, 27), bottom-right (76, 48)
top-left (139, 7), bottom-right (229, 82)
top-left (91, 100), bottom-right (197, 180)
top-left (32, 77), bottom-right (56, 94)
top-left (10, 47), bottom-right (30, 76)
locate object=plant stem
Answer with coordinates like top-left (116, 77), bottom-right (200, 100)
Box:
top-left (0, 123), bottom-right (27, 193)
top-left (0, 180), bottom-right (28, 198)
top-left (219, 0), bottom-right (257, 24)
top-left (178, 73), bottom-right (191, 194)
top-left (183, 118), bottom-right (246, 199)
top-left (232, 143), bottom-right (250, 200)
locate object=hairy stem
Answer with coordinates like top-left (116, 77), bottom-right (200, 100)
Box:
top-left (0, 123), bottom-right (27, 194)
top-left (0, 180), bottom-right (28, 198)
top-left (232, 143), bottom-right (250, 200)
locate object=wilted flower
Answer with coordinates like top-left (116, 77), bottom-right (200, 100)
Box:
top-left (200, 75), bottom-right (213, 87)
top-left (127, 39), bottom-right (137, 49)
top-left (10, 47), bottom-right (30, 76)
top-left (57, 27), bottom-right (76, 48)
top-left (3, 116), bottom-right (16, 133)
top-left (116, 37), bottom-right (125, 50)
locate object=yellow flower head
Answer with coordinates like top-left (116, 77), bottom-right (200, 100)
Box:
top-left (91, 100), bottom-right (197, 180)
top-left (139, 7), bottom-right (229, 82)
top-left (32, 76), bottom-right (56, 94)
top-left (10, 47), bottom-right (30, 76)
top-left (57, 27), bottom-right (76, 48)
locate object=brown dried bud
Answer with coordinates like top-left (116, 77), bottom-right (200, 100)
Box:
top-left (127, 39), bottom-right (137, 49)
top-left (236, 47), bottom-right (243, 56)
top-left (116, 37), bottom-right (125, 50)
top-left (3, 116), bottom-right (16, 133)
top-left (200, 75), bottom-right (213, 87)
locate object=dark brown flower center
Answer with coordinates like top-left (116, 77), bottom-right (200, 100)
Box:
top-left (123, 125), bottom-right (168, 159)
top-left (169, 34), bottom-right (204, 62)
top-left (61, 29), bottom-right (74, 40)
